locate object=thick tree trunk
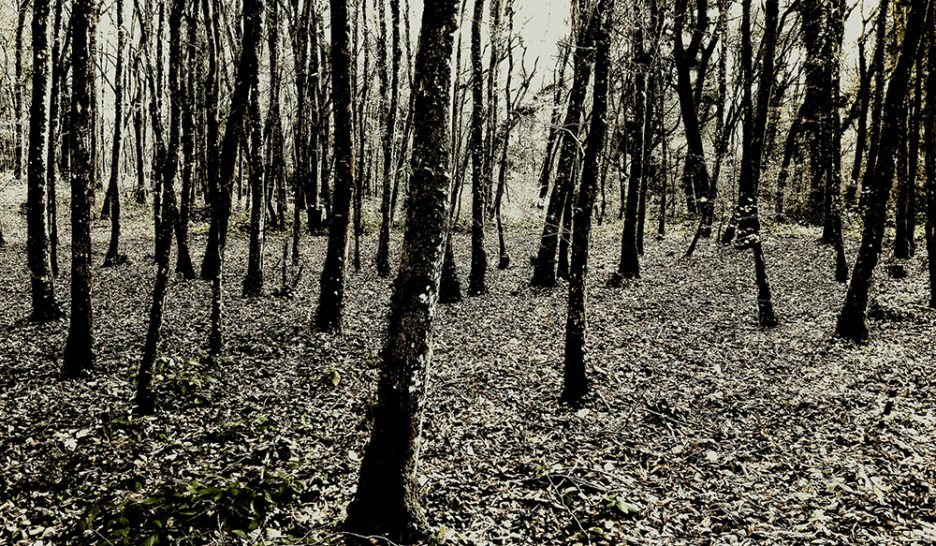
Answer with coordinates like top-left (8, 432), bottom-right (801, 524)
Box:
top-left (836, 0), bottom-right (930, 342)
top-left (26, 0), bottom-right (60, 322)
top-left (62, 0), bottom-right (98, 377)
top-left (468, 0), bottom-right (487, 295)
top-left (564, 0), bottom-right (610, 408)
top-left (315, 0), bottom-right (355, 331)
top-left (343, 0), bottom-right (458, 540)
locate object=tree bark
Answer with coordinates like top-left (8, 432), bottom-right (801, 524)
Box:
top-left (104, 0), bottom-right (126, 267)
top-left (468, 0), bottom-right (488, 295)
top-left (530, 0), bottom-right (598, 287)
top-left (376, 0), bottom-right (403, 277)
top-left (564, 0), bottom-right (610, 408)
top-left (343, 0), bottom-right (458, 540)
top-left (26, 0), bottom-right (60, 322)
top-left (315, 0), bottom-right (355, 331)
top-left (62, 0), bottom-right (98, 377)
top-left (736, 0), bottom-right (779, 327)
top-left (243, 20), bottom-right (267, 298)
top-left (925, 13), bottom-right (936, 307)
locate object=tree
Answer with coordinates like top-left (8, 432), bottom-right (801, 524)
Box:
top-left (375, 0), bottom-right (403, 277)
top-left (564, 0), bottom-right (610, 407)
top-left (925, 8), bottom-right (936, 306)
top-left (530, 0), bottom-right (599, 287)
top-left (735, 0), bottom-right (778, 327)
top-left (243, 25), bottom-right (267, 298)
top-left (836, 0), bottom-right (932, 342)
top-left (343, 0), bottom-right (459, 539)
top-left (315, 0), bottom-right (355, 331)
top-left (62, 0), bottom-right (98, 377)
top-left (468, 0), bottom-right (488, 295)
top-left (26, 0), bottom-right (61, 322)
top-left (103, 0), bottom-right (127, 267)
top-left (205, 0), bottom-right (265, 352)
top-left (611, 10), bottom-right (648, 283)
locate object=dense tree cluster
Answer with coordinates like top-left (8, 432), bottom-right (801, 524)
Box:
top-left (1, 0), bottom-right (935, 541)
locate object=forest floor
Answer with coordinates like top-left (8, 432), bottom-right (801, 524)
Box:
top-left (1, 190), bottom-right (935, 545)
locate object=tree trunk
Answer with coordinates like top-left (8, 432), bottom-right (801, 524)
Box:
top-left (925, 14), bottom-right (936, 307)
top-left (204, 0), bottom-right (265, 347)
top-left (612, 24), bottom-right (646, 283)
top-left (343, 0), bottom-right (458, 540)
top-left (26, 0), bottom-right (60, 322)
top-left (104, 0), bottom-right (126, 267)
top-left (62, 0), bottom-right (98, 377)
top-left (530, 0), bottom-right (598, 287)
top-left (859, 0), bottom-right (890, 210)
top-left (467, 0), bottom-right (487, 295)
top-left (315, 0), bottom-right (355, 332)
top-left (564, 0), bottom-right (610, 408)
top-left (836, 0), bottom-right (930, 342)
top-left (736, 0), bottom-right (779, 327)
top-left (376, 0), bottom-right (402, 277)
top-left (15, 0), bottom-right (29, 182)
top-left (243, 26), bottom-right (267, 297)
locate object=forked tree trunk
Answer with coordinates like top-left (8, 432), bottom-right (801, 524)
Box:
top-left (836, 0), bottom-right (930, 342)
top-left (343, 0), bottom-right (458, 540)
top-left (530, 0), bottom-right (598, 287)
top-left (564, 0), bottom-right (610, 407)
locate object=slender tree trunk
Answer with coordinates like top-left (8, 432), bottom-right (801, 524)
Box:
top-left (836, 0), bottom-right (930, 342)
top-left (315, 0), bottom-right (355, 332)
top-left (530, 0), bottom-right (598, 287)
top-left (467, 0), bottom-right (488, 295)
top-left (26, 0), bottom-right (60, 322)
top-left (925, 15), bottom-right (936, 307)
top-left (15, 0), bottom-right (29, 182)
top-left (206, 0), bottom-right (265, 349)
top-left (243, 28), bottom-right (267, 297)
top-left (537, 45), bottom-right (570, 204)
top-left (612, 24), bottom-right (646, 283)
top-left (564, 0), bottom-right (610, 408)
top-left (859, 0), bottom-right (890, 210)
top-left (343, 0), bottom-right (458, 540)
top-left (62, 0), bottom-right (98, 377)
top-left (104, 0), bottom-right (126, 267)
top-left (174, 8), bottom-right (197, 279)
top-left (736, 0), bottom-right (779, 327)
top-left (375, 0), bottom-right (402, 277)
top-left (46, 0), bottom-right (66, 277)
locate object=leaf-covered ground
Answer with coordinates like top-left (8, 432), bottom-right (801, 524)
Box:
top-left (1, 195), bottom-right (935, 545)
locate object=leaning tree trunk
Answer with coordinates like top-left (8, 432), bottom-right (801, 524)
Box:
top-left (467, 0), bottom-right (488, 295)
top-left (736, 0), bottom-right (779, 328)
top-left (343, 0), bottom-right (459, 540)
top-left (315, 0), bottom-right (355, 332)
top-left (62, 0), bottom-right (98, 377)
top-left (530, 0), bottom-right (598, 287)
top-left (206, 0), bottom-right (265, 350)
top-left (835, 0), bottom-right (931, 342)
top-left (564, 0), bottom-right (610, 408)
top-left (859, 0), bottom-right (890, 210)
top-left (26, 0), bottom-right (60, 322)
top-left (104, 0), bottom-right (126, 267)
